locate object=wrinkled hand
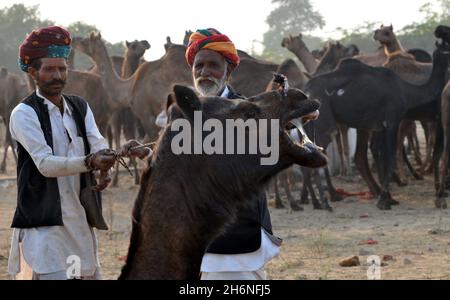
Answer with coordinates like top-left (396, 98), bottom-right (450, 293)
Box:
top-left (93, 170), bottom-right (111, 192)
top-left (87, 149), bottom-right (116, 171)
top-left (119, 140), bottom-right (152, 160)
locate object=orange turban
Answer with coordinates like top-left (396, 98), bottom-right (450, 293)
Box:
top-left (185, 28), bottom-right (240, 67)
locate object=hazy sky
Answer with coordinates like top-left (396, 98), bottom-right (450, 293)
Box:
top-left (1, 0), bottom-right (432, 60)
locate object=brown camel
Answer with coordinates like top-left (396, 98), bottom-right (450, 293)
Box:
top-left (118, 85), bottom-right (327, 279)
top-left (0, 67), bottom-right (29, 172)
top-left (434, 25), bottom-right (450, 209)
top-left (112, 40), bottom-right (150, 187)
top-left (281, 33), bottom-right (319, 73)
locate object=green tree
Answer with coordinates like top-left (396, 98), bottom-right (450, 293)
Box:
top-left (261, 0), bottom-right (325, 63)
top-left (0, 4), bottom-right (53, 72)
top-left (337, 0), bottom-right (450, 55)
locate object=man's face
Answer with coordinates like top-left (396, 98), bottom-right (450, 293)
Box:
top-left (193, 49), bottom-right (231, 96)
top-left (29, 57), bottom-right (68, 96)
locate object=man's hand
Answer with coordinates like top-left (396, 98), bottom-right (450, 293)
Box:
top-left (86, 149), bottom-right (116, 171)
top-left (93, 170), bottom-right (111, 192)
top-left (119, 140), bottom-right (153, 160)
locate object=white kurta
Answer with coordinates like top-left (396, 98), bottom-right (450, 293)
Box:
top-left (8, 90), bottom-right (108, 277)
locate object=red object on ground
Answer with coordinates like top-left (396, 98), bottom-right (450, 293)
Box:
top-left (117, 255), bottom-right (127, 262)
top-left (358, 239), bottom-right (379, 245)
top-left (336, 188), bottom-right (374, 200)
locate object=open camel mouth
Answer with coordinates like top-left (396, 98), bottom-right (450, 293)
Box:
top-left (283, 110), bottom-right (324, 153)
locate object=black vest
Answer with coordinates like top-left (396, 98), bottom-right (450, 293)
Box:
top-left (11, 92), bottom-right (106, 229)
top-left (206, 86), bottom-right (274, 254)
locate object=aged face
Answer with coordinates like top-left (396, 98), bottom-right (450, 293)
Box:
top-left (192, 49), bottom-right (232, 97)
top-left (29, 57), bottom-right (68, 96)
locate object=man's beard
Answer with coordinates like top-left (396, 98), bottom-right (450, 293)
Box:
top-left (194, 71), bottom-right (227, 97)
top-left (37, 78), bottom-right (66, 96)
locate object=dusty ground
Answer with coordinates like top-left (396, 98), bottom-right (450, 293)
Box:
top-left (1, 145), bottom-right (450, 280)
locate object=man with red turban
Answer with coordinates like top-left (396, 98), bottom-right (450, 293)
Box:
top-left (156, 28), bottom-right (281, 280)
top-left (7, 26), bottom-right (146, 280)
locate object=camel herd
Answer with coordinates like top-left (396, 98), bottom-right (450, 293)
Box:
top-left (3, 25), bottom-right (450, 278)
top-left (1, 26), bottom-right (450, 208)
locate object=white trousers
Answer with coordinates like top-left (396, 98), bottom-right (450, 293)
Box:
top-left (201, 268), bottom-right (267, 280)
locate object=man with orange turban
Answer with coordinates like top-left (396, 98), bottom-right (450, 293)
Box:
top-left (180, 28), bottom-right (280, 280)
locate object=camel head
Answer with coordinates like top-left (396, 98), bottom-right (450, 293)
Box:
top-left (125, 40), bottom-right (151, 59)
top-left (156, 85), bottom-right (327, 183)
top-left (313, 42), bottom-right (359, 76)
top-left (71, 31), bottom-right (104, 60)
top-left (183, 30), bottom-right (193, 46)
top-left (281, 33), bottom-right (306, 52)
top-left (164, 36), bottom-right (173, 52)
top-left (374, 24), bottom-right (395, 45)
top-left (435, 25), bottom-right (450, 49)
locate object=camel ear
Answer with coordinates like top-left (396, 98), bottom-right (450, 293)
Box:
top-left (97, 32), bottom-right (102, 40)
top-left (90, 31), bottom-right (96, 40)
top-left (0, 67), bottom-right (7, 79)
top-left (389, 24), bottom-right (393, 31)
top-left (126, 41), bottom-right (130, 47)
top-left (173, 85), bottom-right (201, 120)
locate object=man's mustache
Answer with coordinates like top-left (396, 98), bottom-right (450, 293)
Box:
top-left (43, 79), bottom-right (66, 86)
top-left (196, 76), bottom-right (220, 86)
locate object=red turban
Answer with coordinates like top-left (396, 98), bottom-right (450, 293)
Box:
top-left (185, 28), bottom-right (240, 68)
top-left (18, 26), bottom-right (72, 72)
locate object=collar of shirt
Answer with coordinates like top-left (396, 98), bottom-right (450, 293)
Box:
top-left (36, 89), bottom-right (73, 116)
top-left (220, 86), bottom-right (230, 98)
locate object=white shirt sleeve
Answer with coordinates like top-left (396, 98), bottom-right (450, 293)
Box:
top-left (155, 110), bottom-right (168, 128)
top-left (9, 104), bottom-right (89, 177)
top-left (84, 103), bottom-right (108, 153)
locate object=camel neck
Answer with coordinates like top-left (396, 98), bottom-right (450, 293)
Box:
top-left (291, 47), bottom-right (318, 74)
top-left (384, 39), bottom-right (404, 55)
top-left (405, 52), bottom-right (448, 110)
top-left (121, 54), bottom-right (140, 78)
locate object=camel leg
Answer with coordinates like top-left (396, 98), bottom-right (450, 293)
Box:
top-left (111, 112), bottom-right (122, 187)
top-left (403, 146), bottom-right (424, 180)
top-left (282, 171), bottom-right (302, 211)
top-left (409, 122), bottom-right (423, 168)
top-left (355, 130), bottom-right (382, 197)
top-left (273, 175), bottom-right (285, 209)
top-left (376, 126), bottom-right (400, 210)
top-left (335, 128), bottom-right (347, 176)
top-left (340, 124), bottom-right (352, 176)
top-left (394, 120), bottom-right (410, 186)
top-left (436, 101), bottom-right (448, 209)
top-left (1, 142), bottom-right (8, 173)
top-left (324, 166), bottom-right (343, 202)
top-left (311, 170), bottom-right (333, 212)
top-left (299, 169), bottom-right (310, 205)
top-left (424, 121), bottom-right (437, 174)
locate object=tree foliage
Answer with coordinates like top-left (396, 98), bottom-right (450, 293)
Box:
top-left (0, 4), bottom-right (125, 73)
top-left (261, 0), bottom-right (325, 63)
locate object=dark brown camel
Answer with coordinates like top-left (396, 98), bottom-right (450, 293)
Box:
top-left (119, 85), bottom-right (327, 280)
top-left (305, 47), bottom-right (449, 210)
top-left (434, 25), bottom-right (450, 209)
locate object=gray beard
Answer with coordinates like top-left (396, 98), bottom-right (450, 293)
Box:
top-left (194, 71), bottom-right (228, 97)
